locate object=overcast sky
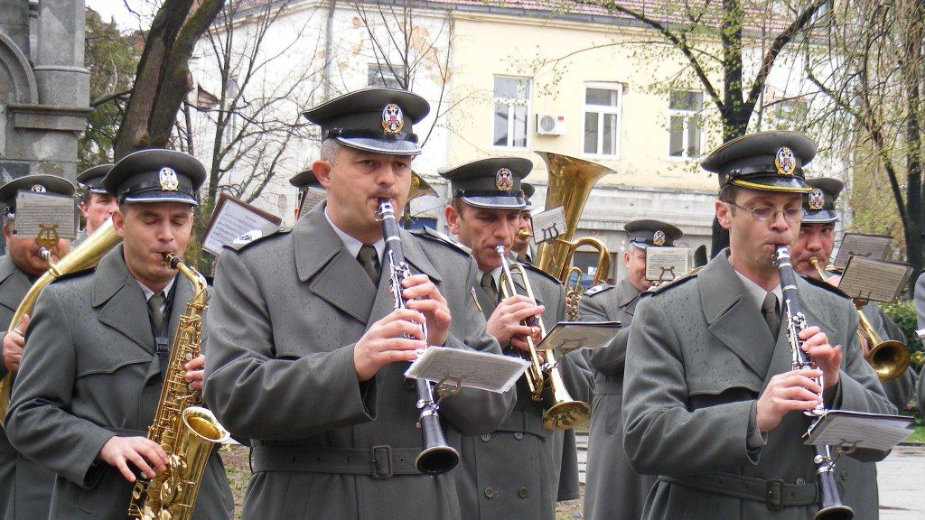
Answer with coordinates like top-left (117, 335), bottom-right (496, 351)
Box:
top-left (86, 1), bottom-right (155, 32)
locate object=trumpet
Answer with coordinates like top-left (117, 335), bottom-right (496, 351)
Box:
top-left (496, 245), bottom-right (591, 430)
top-left (810, 258), bottom-right (909, 381)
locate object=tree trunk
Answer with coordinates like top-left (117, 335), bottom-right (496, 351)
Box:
top-left (903, 0), bottom-right (924, 291)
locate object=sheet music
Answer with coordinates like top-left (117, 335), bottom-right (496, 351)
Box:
top-left (202, 194), bottom-right (281, 256)
top-left (832, 233), bottom-right (892, 267)
top-left (836, 256), bottom-right (913, 302)
top-left (14, 191), bottom-right (76, 239)
top-left (645, 247), bottom-right (690, 282)
top-left (537, 321), bottom-right (621, 355)
top-left (804, 410), bottom-right (913, 451)
top-left (301, 187), bottom-right (326, 214)
top-left (531, 206), bottom-right (567, 245)
top-left (405, 347), bottom-right (529, 393)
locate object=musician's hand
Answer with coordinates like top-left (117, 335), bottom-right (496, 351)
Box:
top-left (486, 295), bottom-right (544, 351)
top-left (183, 354), bottom-right (206, 390)
top-left (401, 274), bottom-right (451, 346)
top-left (97, 436), bottom-right (168, 482)
top-left (756, 368), bottom-right (823, 433)
top-left (2, 314), bottom-right (29, 372)
top-left (354, 309), bottom-right (425, 381)
top-left (798, 326), bottom-right (841, 389)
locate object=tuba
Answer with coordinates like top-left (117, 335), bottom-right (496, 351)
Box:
top-left (128, 254), bottom-right (230, 520)
top-left (497, 245), bottom-right (591, 430)
top-left (0, 219), bottom-right (122, 424)
top-left (810, 258), bottom-right (909, 381)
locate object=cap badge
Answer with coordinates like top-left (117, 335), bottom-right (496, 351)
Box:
top-left (775, 147), bottom-right (796, 176)
top-left (495, 168), bottom-right (514, 191)
top-left (653, 230), bottom-right (666, 246)
top-left (381, 104), bottom-right (404, 135)
top-left (30, 184), bottom-right (46, 193)
top-left (159, 167), bottom-right (180, 191)
top-left (808, 188), bottom-right (825, 211)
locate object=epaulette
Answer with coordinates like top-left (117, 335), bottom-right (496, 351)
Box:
top-left (584, 283), bottom-right (613, 298)
top-left (801, 273), bottom-right (851, 299)
top-left (520, 262), bottom-right (561, 286)
top-left (411, 227), bottom-right (471, 256)
top-left (642, 269), bottom-right (699, 296)
top-left (50, 266), bottom-right (96, 283)
top-left (227, 225), bottom-right (291, 251)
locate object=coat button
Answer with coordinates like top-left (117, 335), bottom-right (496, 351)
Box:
top-left (795, 478), bottom-right (806, 485)
top-left (519, 487), bottom-right (529, 498)
top-left (484, 487), bottom-right (495, 498)
top-left (840, 470), bottom-right (849, 481)
top-left (480, 434), bottom-right (491, 442)
top-left (514, 432), bottom-right (524, 440)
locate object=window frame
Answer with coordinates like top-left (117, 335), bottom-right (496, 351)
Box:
top-left (581, 82), bottom-right (624, 159)
top-left (666, 90), bottom-right (705, 161)
top-left (491, 75), bottom-right (532, 150)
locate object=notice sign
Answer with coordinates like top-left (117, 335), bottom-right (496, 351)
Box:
top-left (202, 193), bottom-right (282, 256)
top-left (645, 247), bottom-right (690, 283)
top-left (14, 190), bottom-right (76, 240)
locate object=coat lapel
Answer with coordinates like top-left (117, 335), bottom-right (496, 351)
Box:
top-left (615, 279), bottom-right (640, 316)
top-left (761, 276), bottom-right (828, 388)
top-left (0, 255), bottom-right (33, 313)
top-left (92, 246), bottom-right (156, 356)
top-left (699, 252), bottom-right (776, 378)
top-left (295, 204), bottom-right (377, 324)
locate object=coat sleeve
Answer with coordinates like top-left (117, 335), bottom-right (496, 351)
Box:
top-left (432, 257), bottom-right (516, 436)
top-left (622, 296), bottom-right (757, 475)
top-left (5, 287), bottom-right (114, 487)
top-left (203, 250), bottom-right (378, 441)
top-left (0, 331), bottom-right (8, 378)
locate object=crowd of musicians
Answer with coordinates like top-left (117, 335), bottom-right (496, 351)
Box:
top-left (0, 87), bottom-right (923, 520)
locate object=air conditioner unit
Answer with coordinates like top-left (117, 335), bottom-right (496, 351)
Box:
top-left (536, 113), bottom-right (566, 136)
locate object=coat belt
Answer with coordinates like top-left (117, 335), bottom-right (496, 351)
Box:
top-left (251, 444), bottom-right (422, 478)
top-left (663, 473), bottom-right (819, 510)
top-left (497, 409), bottom-right (552, 438)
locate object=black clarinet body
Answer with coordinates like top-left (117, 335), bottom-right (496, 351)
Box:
top-left (378, 198), bottom-right (460, 475)
top-left (775, 245), bottom-right (854, 520)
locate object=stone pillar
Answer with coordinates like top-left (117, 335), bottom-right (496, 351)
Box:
top-left (33, 0), bottom-right (89, 108)
top-left (0, 0), bottom-right (29, 55)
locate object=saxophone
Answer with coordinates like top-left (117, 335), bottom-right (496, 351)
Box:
top-left (128, 254), bottom-right (230, 520)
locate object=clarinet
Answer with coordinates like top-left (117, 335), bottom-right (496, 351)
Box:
top-left (377, 198), bottom-right (460, 475)
top-left (775, 245), bottom-right (854, 520)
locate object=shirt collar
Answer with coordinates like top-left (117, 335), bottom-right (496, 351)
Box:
top-left (136, 275), bottom-right (176, 304)
top-left (324, 206), bottom-right (384, 262)
top-left (729, 256), bottom-right (782, 311)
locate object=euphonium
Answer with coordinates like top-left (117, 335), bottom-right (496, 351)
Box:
top-left (128, 254), bottom-right (230, 520)
top-left (809, 258), bottom-right (909, 381)
top-left (0, 219), bottom-right (122, 424)
top-left (497, 245), bottom-right (591, 430)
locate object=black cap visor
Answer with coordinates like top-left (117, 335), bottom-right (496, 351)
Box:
top-left (334, 135), bottom-right (422, 156)
top-left (460, 193), bottom-right (526, 210)
top-left (801, 209), bottom-right (838, 224)
top-left (730, 174), bottom-right (812, 193)
top-left (123, 190), bottom-right (199, 206)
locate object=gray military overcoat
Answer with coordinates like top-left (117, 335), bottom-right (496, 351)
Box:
top-left (4, 245), bottom-right (233, 520)
top-left (456, 262), bottom-right (592, 520)
top-left (578, 279), bottom-right (657, 520)
top-left (0, 254), bottom-right (55, 520)
top-left (623, 250), bottom-right (896, 520)
top-left (202, 204), bottom-right (516, 520)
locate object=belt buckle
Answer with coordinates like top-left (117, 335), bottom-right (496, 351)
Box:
top-left (766, 479), bottom-right (785, 510)
top-left (370, 445), bottom-right (393, 479)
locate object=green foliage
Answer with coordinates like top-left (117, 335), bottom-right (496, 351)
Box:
top-left (881, 300), bottom-right (924, 372)
top-left (80, 9), bottom-right (141, 169)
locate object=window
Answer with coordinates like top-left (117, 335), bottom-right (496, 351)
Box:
top-left (668, 90), bottom-right (704, 159)
top-left (493, 76), bottom-right (530, 148)
top-left (368, 64), bottom-right (407, 90)
top-left (583, 84), bottom-right (622, 156)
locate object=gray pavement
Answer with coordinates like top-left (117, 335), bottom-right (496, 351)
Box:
top-left (577, 433), bottom-right (925, 518)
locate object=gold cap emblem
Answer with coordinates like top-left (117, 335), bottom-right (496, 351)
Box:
top-left (30, 184), bottom-right (46, 193)
top-left (652, 230), bottom-right (666, 246)
top-left (495, 168), bottom-right (514, 191)
top-left (774, 147), bottom-right (796, 176)
top-left (381, 104), bottom-right (404, 135)
top-left (808, 188), bottom-right (825, 210)
top-left (159, 167), bottom-right (179, 191)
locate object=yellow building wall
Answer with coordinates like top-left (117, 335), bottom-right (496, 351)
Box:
top-left (448, 11), bottom-right (724, 192)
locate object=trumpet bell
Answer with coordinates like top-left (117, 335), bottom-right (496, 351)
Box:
top-left (867, 339), bottom-right (911, 382)
top-left (543, 400), bottom-right (591, 430)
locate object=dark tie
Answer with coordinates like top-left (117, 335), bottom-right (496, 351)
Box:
top-left (762, 292), bottom-right (780, 335)
top-left (357, 244), bottom-right (381, 283)
top-left (148, 291), bottom-right (166, 334)
top-left (480, 272), bottom-right (498, 303)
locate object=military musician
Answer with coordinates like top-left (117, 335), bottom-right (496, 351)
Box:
top-left (0, 174), bottom-right (75, 520)
top-left (74, 163), bottom-right (118, 245)
top-left (441, 157), bottom-right (592, 520)
top-left (4, 150), bottom-right (233, 519)
top-left (578, 218), bottom-right (682, 520)
top-left (202, 88), bottom-right (514, 520)
top-left (622, 132), bottom-right (895, 519)
top-left (511, 182), bottom-right (535, 264)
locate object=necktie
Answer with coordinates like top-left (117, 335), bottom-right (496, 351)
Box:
top-left (480, 272), bottom-right (498, 303)
top-left (357, 244), bottom-right (381, 283)
top-left (148, 291), bottom-right (166, 334)
top-left (761, 292), bottom-right (780, 335)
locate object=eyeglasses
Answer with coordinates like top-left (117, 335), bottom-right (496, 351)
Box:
top-left (726, 202), bottom-right (805, 223)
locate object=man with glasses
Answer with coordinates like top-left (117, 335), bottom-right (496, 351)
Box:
top-left (622, 132), bottom-right (895, 520)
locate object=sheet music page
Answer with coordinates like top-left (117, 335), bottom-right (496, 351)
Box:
top-left (804, 410), bottom-right (913, 451)
top-left (405, 347), bottom-right (529, 393)
top-left (202, 195), bottom-right (280, 256)
top-left (531, 206), bottom-right (567, 245)
top-left (832, 233), bottom-right (892, 267)
top-left (837, 256), bottom-right (913, 302)
top-left (14, 191), bottom-right (76, 239)
top-left (645, 247), bottom-right (690, 282)
top-left (301, 187), bottom-right (326, 214)
top-left (537, 321), bottom-right (621, 355)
